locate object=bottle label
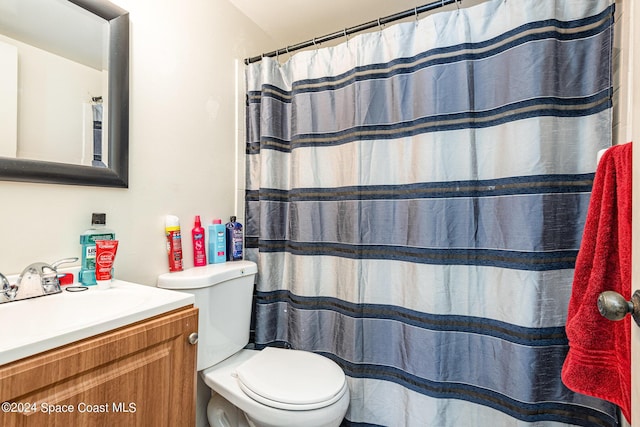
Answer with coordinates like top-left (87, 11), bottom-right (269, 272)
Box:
top-left (85, 246), bottom-right (97, 269)
top-left (231, 230), bottom-right (243, 259)
top-left (193, 233), bottom-right (206, 266)
top-left (80, 233), bottom-right (114, 272)
top-left (85, 233), bottom-right (114, 244)
top-left (166, 229), bottom-right (183, 272)
top-left (208, 226), bottom-right (226, 263)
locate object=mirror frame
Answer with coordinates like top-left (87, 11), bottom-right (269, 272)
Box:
top-left (0, 0), bottom-right (129, 188)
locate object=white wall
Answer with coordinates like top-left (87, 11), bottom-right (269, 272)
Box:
top-left (626, 0), bottom-right (640, 422)
top-left (613, 0), bottom-right (631, 146)
top-left (0, 40), bottom-right (17, 158)
top-left (0, 0), bottom-right (274, 286)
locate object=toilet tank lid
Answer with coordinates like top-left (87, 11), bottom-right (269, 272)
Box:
top-left (157, 261), bottom-right (257, 290)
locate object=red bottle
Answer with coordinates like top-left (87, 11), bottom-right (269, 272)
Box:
top-left (192, 215), bottom-right (207, 267)
top-left (165, 215), bottom-right (183, 272)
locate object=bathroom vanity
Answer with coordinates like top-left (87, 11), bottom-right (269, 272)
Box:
top-left (0, 280), bottom-right (198, 426)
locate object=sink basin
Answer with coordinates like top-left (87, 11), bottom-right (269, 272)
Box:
top-left (0, 280), bottom-right (194, 365)
top-left (3, 287), bottom-right (146, 342)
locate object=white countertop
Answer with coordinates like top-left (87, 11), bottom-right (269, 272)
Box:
top-left (0, 279), bottom-right (194, 365)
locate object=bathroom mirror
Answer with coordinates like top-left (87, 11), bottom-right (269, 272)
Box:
top-left (0, 0), bottom-right (129, 187)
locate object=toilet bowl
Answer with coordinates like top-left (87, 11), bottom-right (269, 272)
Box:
top-left (203, 348), bottom-right (349, 427)
top-left (157, 261), bottom-right (350, 427)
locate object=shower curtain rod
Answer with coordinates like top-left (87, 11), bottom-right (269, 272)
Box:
top-left (244, 0), bottom-right (461, 65)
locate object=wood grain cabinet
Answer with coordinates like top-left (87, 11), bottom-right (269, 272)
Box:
top-left (0, 306), bottom-right (198, 427)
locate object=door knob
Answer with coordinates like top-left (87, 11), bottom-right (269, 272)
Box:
top-left (188, 332), bottom-right (199, 345)
top-left (597, 290), bottom-right (640, 326)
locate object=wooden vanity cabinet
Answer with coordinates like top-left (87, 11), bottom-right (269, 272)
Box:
top-left (0, 306), bottom-right (198, 427)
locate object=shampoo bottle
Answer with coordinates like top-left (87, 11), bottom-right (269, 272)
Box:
top-left (79, 213), bottom-right (115, 286)
top-left (192, 215), bottom-right (207, 267)
top-left (208, 219), bottom-right (226, 264)
top-left (225, 216), bottom-right (243, 261)
top-left (165, 215), bottom-right (183, 272)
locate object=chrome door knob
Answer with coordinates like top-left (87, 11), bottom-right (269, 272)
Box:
top-left (597, 290), bottom-right (640, 326)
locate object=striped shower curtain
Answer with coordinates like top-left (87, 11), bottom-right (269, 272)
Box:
top-left (245, 0), bottom-right (618, 425)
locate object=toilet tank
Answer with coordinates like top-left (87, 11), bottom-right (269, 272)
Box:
top-left (158, 261), bottom-right (257, 371)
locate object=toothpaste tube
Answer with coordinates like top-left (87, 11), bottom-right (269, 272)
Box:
top-left (95, 240), bottom-right (119, 289)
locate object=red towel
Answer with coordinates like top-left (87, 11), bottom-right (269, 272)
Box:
top-left (562, 142), bottom-right (632, 421)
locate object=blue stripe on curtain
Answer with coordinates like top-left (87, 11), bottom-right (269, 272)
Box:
top-left (245, 0), bottom-right (618, 426)
top-left (246, 173), bottom-right (596, 199)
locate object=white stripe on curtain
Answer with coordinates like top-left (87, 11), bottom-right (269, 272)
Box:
top-left (245, 0), bottom-right (617, 425)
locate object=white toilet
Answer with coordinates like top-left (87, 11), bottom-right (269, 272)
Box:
top-left (157, 261), bottom-right (349, 427)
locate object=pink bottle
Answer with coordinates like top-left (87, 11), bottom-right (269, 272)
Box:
top-left (192, 215), bottom-right (207, 267)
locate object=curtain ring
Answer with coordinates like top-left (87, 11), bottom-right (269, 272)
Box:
top-left (456, 0), bottom-right (461, 10)
top-left (377, 18), bottom-right (383, 31)
top-left (414, 6), bottom-right (419, 21)
top-left (343, 28), bottom-right (349, 45)
top-left (313, 37), bottom-right (317, 48)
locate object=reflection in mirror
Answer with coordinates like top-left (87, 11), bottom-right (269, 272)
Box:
top-left (0, 0), bottom-right (129, 187)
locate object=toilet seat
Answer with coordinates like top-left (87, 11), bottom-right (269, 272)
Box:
top-left (234, 347), bottom-right (347, 411)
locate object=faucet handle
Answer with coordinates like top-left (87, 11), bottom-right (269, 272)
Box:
top-left (51, 257), bottom-right (79, 270)
top-left (42, 257), bottom-right (78, 293)
top-left (0, 273), bottom-right (17, 302)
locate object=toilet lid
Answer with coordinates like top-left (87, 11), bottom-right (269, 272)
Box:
top-left (235, 347), bottom-right (346, 410)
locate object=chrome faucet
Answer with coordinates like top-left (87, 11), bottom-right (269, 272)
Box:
top-left (1, 257), bottom-right (78, 303)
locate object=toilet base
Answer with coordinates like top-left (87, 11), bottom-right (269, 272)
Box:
top-left (207, 391), bottom-right (252, 427)
top-left (207, 389), bottom-right (348, 427)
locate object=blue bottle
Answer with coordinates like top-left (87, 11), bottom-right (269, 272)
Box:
top-left (225, 216), bottom-right (243, 261)
top-left (79, 213), bottom-right (115, 285)
top-left (208, 219), bottom-right (227, 264)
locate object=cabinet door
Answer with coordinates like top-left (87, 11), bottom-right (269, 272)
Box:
top-left (0, 306), bottom-right (198, 427)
